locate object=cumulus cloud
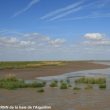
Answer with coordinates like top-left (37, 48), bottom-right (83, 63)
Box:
top-left (84, 33), bottom-right (104, 41)
top-left (0, 37), bottom-right (34, 48)
top-left (0, 37), bottom-right (18, 46)
top-left (0, 31), bottom-right (110, 60)
top-left (0, 32), bottom-right (65, 49)
top-left (48, 39), bottom-right (65, 47)
top-left (83, 33), bottom-right (110, 46)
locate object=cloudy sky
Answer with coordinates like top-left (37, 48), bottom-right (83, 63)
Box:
top-left (0, 0), bottom-right (110, 61)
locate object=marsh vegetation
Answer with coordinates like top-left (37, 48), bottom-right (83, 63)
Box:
top-left (0, 74), bottom-right (46, 90)
top-left (75, 77), bottom-right (106, 84)
top-left (99, 84), bottom-right (106, 89)
top-left (60, 81), bottom-right (68, 89)
top-left (0, 61), bottom-right (65, 69)
top-left (49, 80), bottom-right (58, 87)
top-left (37, 88), bottom-right (45, 93)
top-left (73, 87), bottom-right (81, 90)
top-left (0, 74), bottom-right (107, 92)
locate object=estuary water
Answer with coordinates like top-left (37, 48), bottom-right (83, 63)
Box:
top-left (36, 61), bottom-right (110, 82)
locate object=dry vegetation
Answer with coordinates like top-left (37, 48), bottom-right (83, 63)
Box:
top-left (0, 61), bottom-right (65, 69)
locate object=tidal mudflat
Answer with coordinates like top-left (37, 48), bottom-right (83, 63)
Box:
top-left (0, 61), bottom-right (109, 80)
top-left (0, 61), bottom-right (110, 110)
top-left (36, 61), bottom-right (110, 82)
top-left (0, 87), bottom-right (110, 110)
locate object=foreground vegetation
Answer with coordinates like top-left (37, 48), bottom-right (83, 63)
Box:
top-left (0, 61), bottom-right (65, 69)
top-left (37, 88), bottom-right (45, 93)
top-left (0, 75), bottom-right (107, 91)
top-left (49, 80), bottom-right (58, 87)
top-left (60, 81), bottom-right (68, 89)
top-left (99, 84), bottom-right (106, 89)
top-left (0, 74), bottom-right (46, 90)
top-left (75, 77), bottom-right (106, 84)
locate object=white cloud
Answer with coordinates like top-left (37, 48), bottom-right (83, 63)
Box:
top-left (1, 30), bottom-right (110, 61)
top-left (12, 0), bottom-right (40, 17)
top-left (61, 13), bottom-right (110, 21)
top-left (83, 33), bottom-right (110, 46)
top-left (41, 1), bottom-right (83, 20)
top-left (83, 40), bottom-right (110, 46)
top-left (49, 7), bottom-right (82, 21)
top-left (48, 38), bottom-right (65, 47)
top-left (0, 37), bottom-right (18, 46)
top-left (84, 33), bottom-right (104, 41)
top-left (20, 41), bottom-right (34, 46)
top-left (45, 0), bottom-right (110, 22)
top-left (41, 1), bottom-right (100, 21)
top-left (0, 37), bottom-right (34, 48)
top-left (0, 32), bottom-right (65, 48)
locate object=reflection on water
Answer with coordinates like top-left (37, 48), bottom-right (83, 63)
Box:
top-left (35, 62), bottom-right (110, 89)
top-left (36, 68), bottom-right (110, 82)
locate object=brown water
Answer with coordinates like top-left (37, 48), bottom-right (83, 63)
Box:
top-left (0, 88), bottom-right (110, 110)
top-left (0, 62), bottom-right (110, 110)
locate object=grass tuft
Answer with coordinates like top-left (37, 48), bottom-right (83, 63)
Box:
top-left (49, 80), bottom-right (58, 87)
top-left (75, 77), bottom-right (106, 84)
top-left (99, 84), bottom-right (106, 89)
top-left (60, 82), bottom-right (68, 89)
top-left (37, 88), bottom-right (45, 93)
top-left (73, 87), bottom-right (81, 90)
top-left (0, 74), bottom-right (46, 90)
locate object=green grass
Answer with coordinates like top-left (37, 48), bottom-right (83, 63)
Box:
top-left (99, 84), bottom-right (106, 89)
top-left (75, 77), bottom-right (106, 84)
top-left (27, 81), bottom-right (46, 88)
top-left (0, 78), bottom-right (26, 90)
top-left (49, 80), bottom-right (58, 87)
top-left (37, 88), bottom-right (45, 93)
top-left (73, 87), bottom-right (81, 90)
top-left (0, 61), bottom-right (65, 69)
top-left (0, 74), bottom-right (46, 90)
top-left (60, 82), bottom-right (68, 89)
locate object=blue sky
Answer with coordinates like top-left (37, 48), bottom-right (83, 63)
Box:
top-left (0, 0), bottom-right (110, 61)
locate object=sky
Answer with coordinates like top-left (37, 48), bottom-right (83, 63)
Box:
top-left (0, 0), bottom-right (110, 61)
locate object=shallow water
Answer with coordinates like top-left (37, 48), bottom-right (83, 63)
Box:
top-left (35, 62), bottom-right (110, 90)
top-left (1, 62), bottom-right (110, 110)
top-left (36, 62), bottom-right (110, 82)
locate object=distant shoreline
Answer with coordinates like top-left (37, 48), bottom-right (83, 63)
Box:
top-left (0, 61), bottom-right (109, 80)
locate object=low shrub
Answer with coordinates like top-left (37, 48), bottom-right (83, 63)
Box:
top-left (73, 87), bottom-right (81, 90)
top-left (49, 80), bottom-right (58, 87)
top-left (37, 88), bottom-right (45, 93)
top-left (28, 81), bottom-right (46, 88)
top-left (4, 74), bottom-right (18, 81)
top-left (75, 77), bottom-right (106, 84)
top-left (99, 84), bottom-right (106, 89)
top-left (60, 82), bottom-right (68, 89)
top-left (0, 79), bottom-right (26, 90)
top-left (0, 75), bottom-right (46, 90)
